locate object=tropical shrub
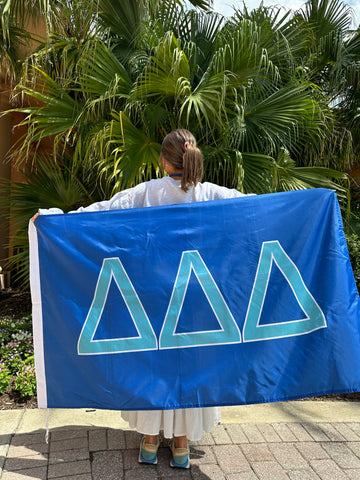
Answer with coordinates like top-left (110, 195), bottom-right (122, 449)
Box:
top-left (1, 0), bottom-right (359, 287)
top-left (14, 357), bottom-right (37, 397)
top-left (0, 363), bottom-right (12, 395)
top-left (0, 314), bottom-right (32, 344)
top-left (0, 314), bottom-right (36, 397)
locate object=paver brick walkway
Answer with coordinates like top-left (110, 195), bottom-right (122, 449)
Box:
top-left (2, 421), bottom-right (360, 479)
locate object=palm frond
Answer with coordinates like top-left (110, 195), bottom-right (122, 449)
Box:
top-left (299, 0), bottom-right (353, 36)
top-left (6, 66), bottom-right (87, 169)
top-left (133, 32), bottom-right (190, 103)
top-left (92, 112), bottom-right (162, 193)
top-left (212, 19), bottom-right (280, 89)
top-left (77, 41), bottom-right (132, 117)
top-left (179, 72), bottom-right (226, 130)
top-left (241, 152), bottom-right (276, 194)
top-left (1, 0), bottom-right (49, 39)
top-left (0, 154), bottom-right (95, 288)
top-left (272, 148), bottom-right (349, 208)
top-left (201, 145), bottom-right (241, 188)
top-left (0, 21), bottom-right (30, 81)
top-left (237, 83), bottom-right (325, 154)
top-left (96, 0), bottom-right (147, 40)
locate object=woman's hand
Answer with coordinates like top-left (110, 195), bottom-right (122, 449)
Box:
top-left (31, 212), bottom-right (40, 223)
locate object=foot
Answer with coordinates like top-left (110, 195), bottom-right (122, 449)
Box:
top-left (170, 436), bottom-right (190, 469)
top-left (138, 436), bottom-right (159, 464)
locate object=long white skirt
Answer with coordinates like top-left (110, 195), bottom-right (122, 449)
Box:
top-left (121, 407), bottom-right (221, 441)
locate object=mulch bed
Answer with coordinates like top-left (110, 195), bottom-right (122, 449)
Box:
top-left (0, 391), bottom-right (37, 410)
top-left (1, 290), bottom-right (359, 410)
top-left (0, 290), bottom-right (32, 318)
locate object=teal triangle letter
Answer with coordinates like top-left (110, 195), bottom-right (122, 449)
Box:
top-left (78, 258), bottom-right (158, 354)
top-left (159, 250), bottom-right (241, 349)
top-left (243, 241), bottom-right (327, 342)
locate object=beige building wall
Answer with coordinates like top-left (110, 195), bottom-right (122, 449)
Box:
top-left (0, 90), bottom-right (12, 278)
top-left (0, 16), bottom-right (46, 287)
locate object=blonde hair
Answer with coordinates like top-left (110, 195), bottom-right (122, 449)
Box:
top-left (161, 129), bottom-right (203, 192)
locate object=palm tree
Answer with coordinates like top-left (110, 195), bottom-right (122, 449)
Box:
top-left (13, 1), bottom-right (349, 187)
top-left (294, 0), bottom-right (360, 171)
top-left (1, 0), bottom-right (355, 286)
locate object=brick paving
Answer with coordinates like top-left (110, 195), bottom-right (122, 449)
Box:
top-left (2, 421), bottom-right (360, 479)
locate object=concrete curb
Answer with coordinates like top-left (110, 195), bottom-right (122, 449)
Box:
top-left (2, 401), bottom-right (360, 480)
top-left (2, 401), bottom-right (360, 435)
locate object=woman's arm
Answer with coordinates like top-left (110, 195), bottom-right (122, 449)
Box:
top-left (31, 182), bottom-right (148, 221)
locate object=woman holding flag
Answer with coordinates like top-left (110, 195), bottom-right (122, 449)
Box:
top-left (33, 128), bottom-right (250, 469)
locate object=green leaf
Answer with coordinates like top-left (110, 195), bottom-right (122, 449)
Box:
top-left (96, 112), bottom-right (162, 191)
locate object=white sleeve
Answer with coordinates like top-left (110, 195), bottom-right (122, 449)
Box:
top-left (37, 183), bottom-right (148, 215)
top-left (202, 183), bottom-right (255, 200)
top-left (217, 186), bottom-right (255, 199)
top-left (38, 207), bottom-right (64, 215)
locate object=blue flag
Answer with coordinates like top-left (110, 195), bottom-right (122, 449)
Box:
top-left (29, 188), bottom-right (360, 410)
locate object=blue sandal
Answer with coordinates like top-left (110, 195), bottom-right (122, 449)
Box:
top-left (138, 437), bottom-right (160, 465)
top-left (170, 441), bottom-right (190, 469)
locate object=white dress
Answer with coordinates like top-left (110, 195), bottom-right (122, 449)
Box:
top-left (40, 176), bottom-right (248, 441)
